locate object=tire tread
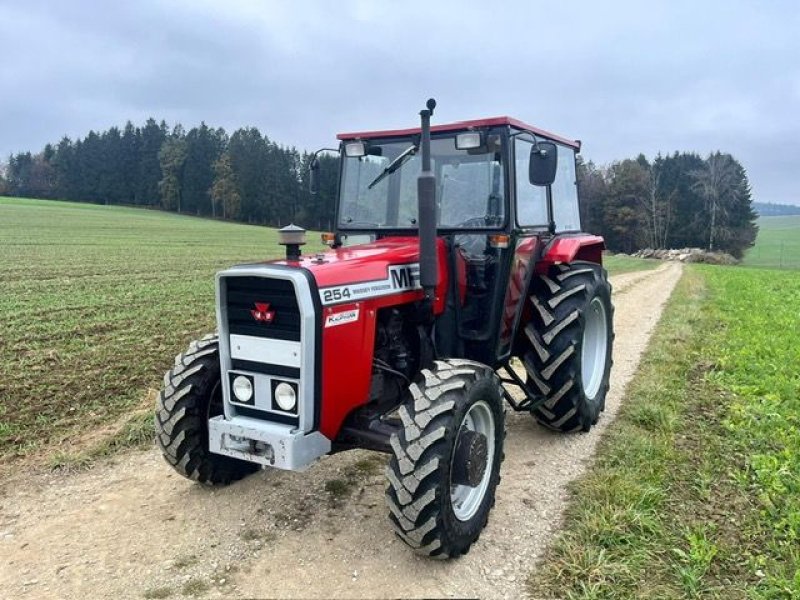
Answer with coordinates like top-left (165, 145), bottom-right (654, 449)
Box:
top-left (521, 261), bottom-right (614, 432)
top-left (155, 334), bottom-right (259, 486)
top-left (385, 359), bottom-right (504, 559)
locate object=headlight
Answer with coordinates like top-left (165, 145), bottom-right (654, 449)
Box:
top-left (232, 375), bottom-right (253, 403)
top-left (274, 382), bottom-right (297, 412)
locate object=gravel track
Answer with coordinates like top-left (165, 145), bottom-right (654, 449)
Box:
top-left (0, 262), bottom-right (682, 599)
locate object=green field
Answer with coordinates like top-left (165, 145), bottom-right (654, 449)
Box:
top-left (743, 215), bottom-right (800, 269)
top-left (0, 197), bottom-right (326, 460)
top-left (0, 197), bottom-right (657, 462)
top-left (529, 265), bottom-right (800, 599)
top-left (603, 253), bottom-right (660, 275)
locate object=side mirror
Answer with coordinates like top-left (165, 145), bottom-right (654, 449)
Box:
top-left (309, 158), bottom-right (320, 195)
top-left (529, 141), bottom-right (558, 186)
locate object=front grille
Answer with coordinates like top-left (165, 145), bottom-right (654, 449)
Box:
top-left (225, 276), bottom-right (301, 341)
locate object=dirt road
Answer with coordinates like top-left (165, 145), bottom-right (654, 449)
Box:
top-left (0, 263), bottom-right (682, 599)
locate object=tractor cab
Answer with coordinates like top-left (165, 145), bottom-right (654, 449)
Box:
top-left (319, 115), bottom-right (593, 365)
top-left (333, 115), bottom-right (582, 238)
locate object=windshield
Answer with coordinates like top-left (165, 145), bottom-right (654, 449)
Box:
top-left (339, 135), bottom-right (505, 229)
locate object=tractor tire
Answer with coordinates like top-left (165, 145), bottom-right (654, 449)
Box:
top-left (385, 359), bottom-right (505, 559)
top-left (522, 261), bottom-right (613, 432)
top-left (155, 334), bottom-right (259, 485)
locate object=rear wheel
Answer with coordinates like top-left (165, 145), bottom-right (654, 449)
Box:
top-left (155, 334), bottom-right (259, 485)
top-left (385, 359), bottom-right (505, 559)
top-left (521, 261), bottom-right (614, 432)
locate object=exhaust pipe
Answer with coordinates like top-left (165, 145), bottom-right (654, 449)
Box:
top-left (417, 98), bottom-right (437, 306)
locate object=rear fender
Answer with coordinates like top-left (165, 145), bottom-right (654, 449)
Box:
top-left (535, 235), bottom-right (605, 274)
top-left (516, 235), bottom-right (605, 354)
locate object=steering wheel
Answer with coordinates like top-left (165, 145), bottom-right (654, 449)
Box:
top-left (452, 216), bottom-right (489, 228)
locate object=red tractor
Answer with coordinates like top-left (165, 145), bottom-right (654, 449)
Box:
top-left (155, 99), bottom-right (613, 559)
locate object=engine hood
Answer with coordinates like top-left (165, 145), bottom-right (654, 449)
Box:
top-left (269, 236), bottom-right (443, 289)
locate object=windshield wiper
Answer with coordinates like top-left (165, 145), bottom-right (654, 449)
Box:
top-left (342, 218), bottom-right (382, 227)
top-left (367, 144), bottom-right (417, 189)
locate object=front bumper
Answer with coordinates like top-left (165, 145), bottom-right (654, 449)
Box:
top-left (208, 415), bottom-right (331, 471)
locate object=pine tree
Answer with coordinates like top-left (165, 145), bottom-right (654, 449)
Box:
top-left (136, 119), bottom-right (167, 205)
top-left (210, 152), bottom-right (240, 219)
top-left (158, 130), bottom-right (188, 212)
top-left (183, 123), bottom-right (225, 215)
top-left (602, 159), bottom-right (650, 253)
top-left (120, 122), bottom-right (139, 205)
top-left (228, 127), bottom-right (269, 223)
top-left (657, 152), bottom-right (707, 248)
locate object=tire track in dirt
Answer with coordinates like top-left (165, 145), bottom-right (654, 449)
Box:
top-left (0, 262), bottom-right (683, 599)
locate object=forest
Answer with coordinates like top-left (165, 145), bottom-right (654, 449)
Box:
top-left (1, 119), bottom-right (758, 257)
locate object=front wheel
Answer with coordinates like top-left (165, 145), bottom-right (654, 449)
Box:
top-left (155, 334), bottom-right (260, 485)
top-left (385, 359), bottom-right (505, 559)
top-left (522, 261), bottom-right (614, 432)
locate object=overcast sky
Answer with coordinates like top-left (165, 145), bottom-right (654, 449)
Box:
top-left (2, 0), bottom-right (798, 204)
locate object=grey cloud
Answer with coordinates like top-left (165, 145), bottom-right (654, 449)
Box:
top-left (1, 0), bottom-right (798, 203)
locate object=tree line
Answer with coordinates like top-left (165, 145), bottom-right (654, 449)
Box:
top-left (1, 119), bottom-right (757, 257)
top-left (1, 119), bottom-right (338, 230)
top-left (578, 151), bottom-right (757, 257)
top-left (753, 201), bottom-right (800, 217)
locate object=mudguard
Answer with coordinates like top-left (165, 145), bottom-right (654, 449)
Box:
top-left (536, 234), bottom-right (605, 273)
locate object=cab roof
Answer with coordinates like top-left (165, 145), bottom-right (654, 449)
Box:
top-left (336, 116), bottom-right (581, 151)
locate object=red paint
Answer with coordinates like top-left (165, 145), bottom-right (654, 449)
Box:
top-left (272, 237), bottom-right (449, 314)
top-left (498, 237), bottom-right (539, 351)
top-left (273, 237), bottom-right (450, 439)
top-left (250, 302), bottom-right (275, 324)
top-left (318, 301), bottom-right (376, 439)
top-left (337, 116), bottom-right (581, 150)
top-left (536, 235), bottom-right (605, 273)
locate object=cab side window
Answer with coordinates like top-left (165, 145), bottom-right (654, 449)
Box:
top-left (551, 144), bottom-right (581, 232)
top-left (514, 138), bottom-right (548, 226)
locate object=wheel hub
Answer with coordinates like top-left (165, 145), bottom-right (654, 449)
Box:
top-left (451, 430), bottom-right (488, 487)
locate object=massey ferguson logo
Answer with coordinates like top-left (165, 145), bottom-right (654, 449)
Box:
top-left (390, 265), bottom-right (416, 289)
top-left (318, 263), bottom-right (421, 306)
top-left (250, 302), bottom-right (275, 324)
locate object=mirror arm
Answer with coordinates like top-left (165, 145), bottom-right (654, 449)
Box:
top-left (509, 130), bottom-right (542, 153)
top-left (311, 147), bottom-right (339, 160)
top-left (307, 147), bottom-right (339, 195)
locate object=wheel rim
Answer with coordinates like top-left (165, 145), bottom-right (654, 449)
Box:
top-left (581, 296), bottom-right (608, 400)
top-left (450, 400), bottom-right (495, 522)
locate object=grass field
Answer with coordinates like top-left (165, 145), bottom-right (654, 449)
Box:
top-left (529, 265), bottom-right (800, 599)
top-left (603, 253), bottom-right (660, 275)
top-left (0, 196), bottom-right (656, 463)
top-left (743, 215), bottom-right (800, 269)
top-left (0, 197), bottom-right (325, 462)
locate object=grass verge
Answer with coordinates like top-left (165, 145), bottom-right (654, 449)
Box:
top-left (528, 265), bottom-right (800, 599)
top-left (603, 253), bottom-right (661, 275)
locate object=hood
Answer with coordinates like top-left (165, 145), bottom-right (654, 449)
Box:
top-left (270, 236), bottom-right (436, 289)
